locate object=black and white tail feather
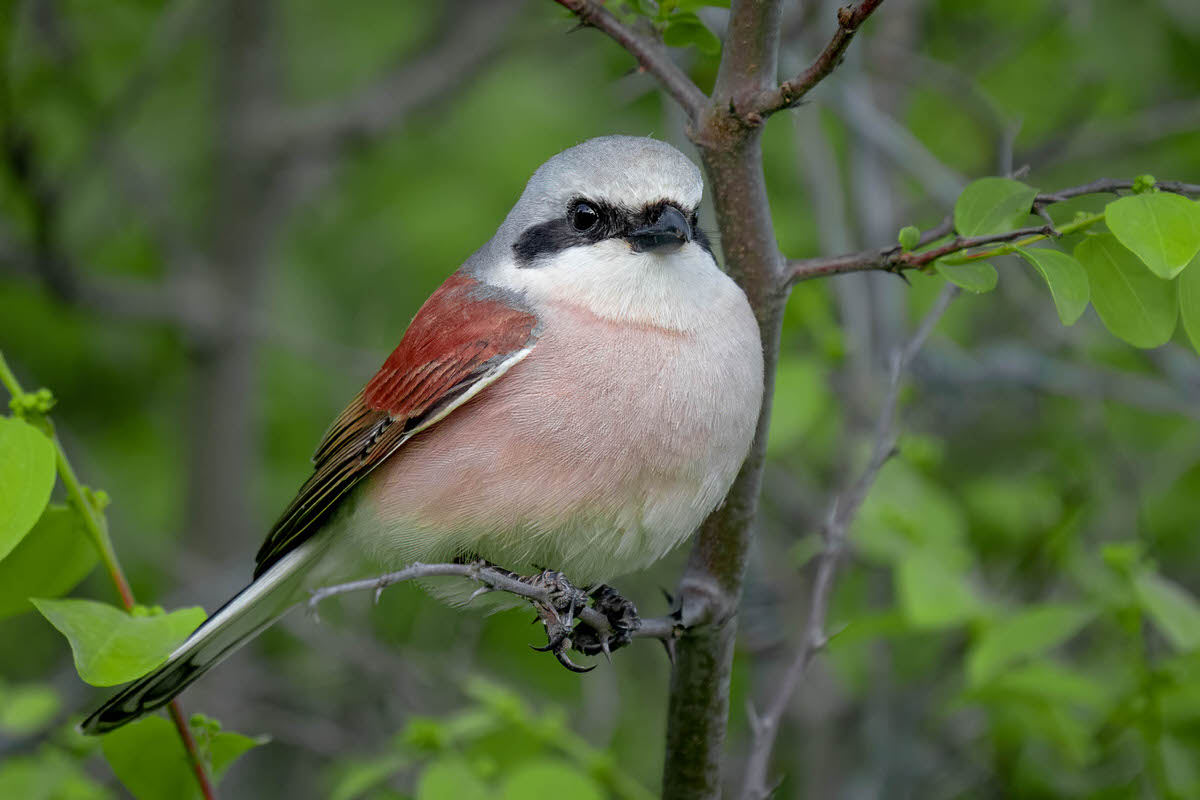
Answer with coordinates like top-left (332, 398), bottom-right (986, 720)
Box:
top-left (79, 540), bottom-right (326, 735)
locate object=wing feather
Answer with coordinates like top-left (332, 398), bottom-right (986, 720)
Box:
top-left (253, 273), bottom-right (538, 577)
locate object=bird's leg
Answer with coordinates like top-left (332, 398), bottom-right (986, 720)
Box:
top-left (571, 584), bottom-right (640, 661)
top-left (521, 569), bottom-right (594, 673)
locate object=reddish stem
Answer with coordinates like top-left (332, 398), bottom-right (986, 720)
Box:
top-left (168, 700), bottom-right (217, 800)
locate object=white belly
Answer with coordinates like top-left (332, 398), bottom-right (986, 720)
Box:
top-left (338, 288), bottom-right (763, 586)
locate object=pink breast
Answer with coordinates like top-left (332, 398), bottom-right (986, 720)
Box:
top-left (365, 301), bottom-right (722, 538)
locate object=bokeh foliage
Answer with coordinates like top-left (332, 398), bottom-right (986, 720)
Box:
top-left (2, 0), bottom-right (1200, 798)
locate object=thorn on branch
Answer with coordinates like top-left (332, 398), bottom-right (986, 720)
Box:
top-left (661, 636), bottom-right (677, 666)
top-left (1032, 202), bottom-right (1061, 236)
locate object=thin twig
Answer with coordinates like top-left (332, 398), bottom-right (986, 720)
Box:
top-left (308, 561), bottom-right (681, 647)
top-left (753, 0), bottom-right (887, 115)
top-left (0, 351), bottom-right (216, 800)
top-left (1036, 178), bottom-right (1200, 202)
top-left (552, 0), bottom-right (707, 120)
top-left (785, 177), bottom-right (1200, 285)
top-left (738, 284), bottom-right (959, 800)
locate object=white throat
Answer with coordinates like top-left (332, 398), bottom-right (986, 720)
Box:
top-left (489, 240), bottom-right (737, 333)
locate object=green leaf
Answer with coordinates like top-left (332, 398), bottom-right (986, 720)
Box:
top-left (0, 416), bottom-right (57, 561)
top-left (1133, 570), bottom-right (1200, 651)
top-left (0, 682), bottom-right (61, 735)
top-left (1075, 234), bottom-right (1178, 347)
top-left (188, 715), bottom-right (269, 781)
top-left (207, 730), bottom-right (268, 780)
top-left (898, 225), bottom-right (921, 251)
top-left (1180, 253), bottom-right (1200, 355)
top-left (416, 757), bottom-right (489, 800)
top-left (662, 12), bottom-right (721, 55)
top-left (896, 552), bottom-right (986, 629)
top-left (32, 598), bottom-right (206, 686)
top-left (502, 760), bottom-right (604, 800)
top-left (935, 260), bottom-right (998, 293)
top-left (1105, 192), bottom-right (1200, 279)
top-left (102, 716), bottom-right (265, 800)
top-left (1016, 246), bottom-right (1090, 325)
top-left (967, 605), bottom-right (1096, 686)
top-left (0, 505), bottom-right (98, 619)
top-left (102, 717), bottom-right (196, 800)
top-left (954, 177), bottom-right (1038, 236)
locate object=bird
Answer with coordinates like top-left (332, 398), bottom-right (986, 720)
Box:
top-left (80, 135), bottom-right (763, 735)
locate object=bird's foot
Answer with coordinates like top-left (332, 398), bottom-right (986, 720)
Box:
top-left (571, 584), bottom-right (640, 661)
top-left (524, 569), bottom-right (594, 673)
top-left (522, 573), bottom-right (640, 672)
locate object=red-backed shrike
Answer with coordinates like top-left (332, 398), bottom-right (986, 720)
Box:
top-left (82, 135), bottom-right (763, 734)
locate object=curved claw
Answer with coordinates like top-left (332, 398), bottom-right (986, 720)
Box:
top-left (555, 649), bottom-right (595, 673)
top-left (530, 632), bottom-right (567, 652)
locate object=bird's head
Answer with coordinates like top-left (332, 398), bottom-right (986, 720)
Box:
top-left (484, 136), bottom-right (729, 333)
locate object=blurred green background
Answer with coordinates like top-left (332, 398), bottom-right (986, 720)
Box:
top-left (2, 0), bottom-right (1200, 797)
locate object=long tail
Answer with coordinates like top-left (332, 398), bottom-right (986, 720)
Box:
top-left (80, 539), bottom-right (326, 735)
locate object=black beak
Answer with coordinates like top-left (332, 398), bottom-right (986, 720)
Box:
top-left (628, 205), bottom-right (691, 254)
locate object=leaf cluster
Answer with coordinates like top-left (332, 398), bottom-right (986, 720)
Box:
top-left (924, 178), bottom-right (1200, 351)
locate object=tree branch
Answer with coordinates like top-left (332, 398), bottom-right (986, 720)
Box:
top-left (752, 0), bottom-right (887, 116)
top-left (786, 178), bottom-right (1200, 285)
top-left (551, 0), bottom-right (707, 120)
top-left (738, 283), bottom-right (959, 800)
top-left (658, 1), bottom-right (788, 797)
top-left (714, 0), bottom-right (784, 112)
top-left (307, 561), bottom-right (681, 648)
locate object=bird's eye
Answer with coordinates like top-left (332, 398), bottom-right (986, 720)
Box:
top-left (571, 202), bottom-right (599, 231)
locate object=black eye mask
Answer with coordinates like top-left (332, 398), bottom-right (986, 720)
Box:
top-left (513, 199), bottom-right (712, 267)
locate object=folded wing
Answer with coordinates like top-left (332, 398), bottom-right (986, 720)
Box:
top-left (253, 272), bottom-right (538, 577)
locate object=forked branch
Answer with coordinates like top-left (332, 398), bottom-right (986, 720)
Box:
top-left (752, 0), bottom-right (887, 116)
